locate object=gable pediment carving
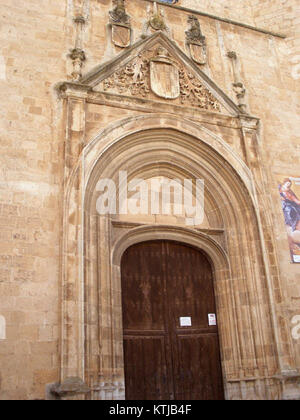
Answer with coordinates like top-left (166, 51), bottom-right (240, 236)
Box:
top-left (79, 32), bottom-right (241, 116)
top-left (98, 46), bottom-right (222, 113)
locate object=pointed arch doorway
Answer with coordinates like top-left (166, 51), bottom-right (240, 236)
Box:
top-left (121, 240), bottom-right (224, 400)
top-left (60, 115), bottom-right (281, 400)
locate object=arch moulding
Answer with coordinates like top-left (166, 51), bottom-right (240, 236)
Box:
top-left (59, 113), bottom-right (291, 400)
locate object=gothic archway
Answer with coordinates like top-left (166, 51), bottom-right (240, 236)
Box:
top-left (61, 115), bottom-right (281, 400)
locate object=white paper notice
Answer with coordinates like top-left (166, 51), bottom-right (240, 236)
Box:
top-left (180, 317), bottom-right (192, 327)
top-left (208, 313), bottom-right (217, 326)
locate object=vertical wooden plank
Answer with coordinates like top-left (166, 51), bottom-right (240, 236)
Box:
top-left (165, 242), bottom-right (224, 400)
top-left (121, 241), bottom-right (171, 400)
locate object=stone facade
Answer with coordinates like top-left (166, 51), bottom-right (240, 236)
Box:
top-left (0, 0), bottom-right (299, 400)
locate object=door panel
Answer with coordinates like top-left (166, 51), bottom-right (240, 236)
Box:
top-left (121, 240), bottom-right (224, 400)
top-left (173, 334), bottom-right (224, 400)
top-left (123, 336), bottom-right (170, 400)
top-left (121, 241), bottom-right (166, 331)
top-left (165, 241), bottom-right (217, 330)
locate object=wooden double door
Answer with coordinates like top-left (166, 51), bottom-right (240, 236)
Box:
top-left (121, 240), bottom-right (224, 400)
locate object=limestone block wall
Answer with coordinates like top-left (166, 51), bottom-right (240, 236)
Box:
top-left (0, 0), bottom-right (299, 400)
top-left (181, 0), bottom-right (255, 25)
top-left (0, 0), bottom-right (66, 400)
top-left (251, 0), bottom-right (299, 34)
top-left (247, 0), bottom-right (300, 371)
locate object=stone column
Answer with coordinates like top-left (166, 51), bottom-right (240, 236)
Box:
top-left (57, 83), bottom-right (90, 395)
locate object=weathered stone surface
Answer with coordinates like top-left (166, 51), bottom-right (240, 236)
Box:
top-left (0, 0), bottom-right (299, 401)
top-left (50, 377), bottom-right (90, 399)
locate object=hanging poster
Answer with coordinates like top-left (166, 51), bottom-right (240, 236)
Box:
top-left (278, 176), bottom-right (300, 263)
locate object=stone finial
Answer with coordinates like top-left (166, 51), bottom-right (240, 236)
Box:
top-left (74, 15), bottom-right (86, 25)
top-left (68, 12), bottom-right (87, 81)
top-left (142, 2), bottom-right (170, 37)
top-left (233, 82), bottom-right (246, 99)
top-left (227, 51), bottom-right (248, 114)
top-left (69, 48), bottom-right (86, 81)
top-left (69, 48), bottom-right (86, 62)
top-left (149, 3), bottom-right (167, 31)
top-left (227, 51), bottom-right (237, 60)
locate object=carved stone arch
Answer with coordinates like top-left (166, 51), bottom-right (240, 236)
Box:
top-left (61, 114), bottom-right (282, 400)
top-left (112, 225), bottom-right (228, 269)
top-left (83, 114), bottom-right (253, 198)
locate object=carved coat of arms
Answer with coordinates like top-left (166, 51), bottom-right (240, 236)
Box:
top-left (150, 48), bottom-right (180, 99)
top-left (109, 0), bottom-right (131, 48)
top-left (189, 43), bottom-right (206, 65)
top-left (111, 24), bottom-right (131, 48)
top-left (185, 15), bottom-right (207, 65)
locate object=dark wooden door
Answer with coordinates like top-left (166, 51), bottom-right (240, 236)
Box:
top-left (121, 240), bottom-right (224, 400)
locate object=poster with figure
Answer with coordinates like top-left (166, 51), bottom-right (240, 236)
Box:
top-left (278, 176), bottom-right (300, 263)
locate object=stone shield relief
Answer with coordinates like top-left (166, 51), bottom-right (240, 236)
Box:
top-left (150, 49), bottom-right (180, 100)
top-left (189, 43), bottom-right (207, 65)
top-left (111, 23), bottom-right (131, 48)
